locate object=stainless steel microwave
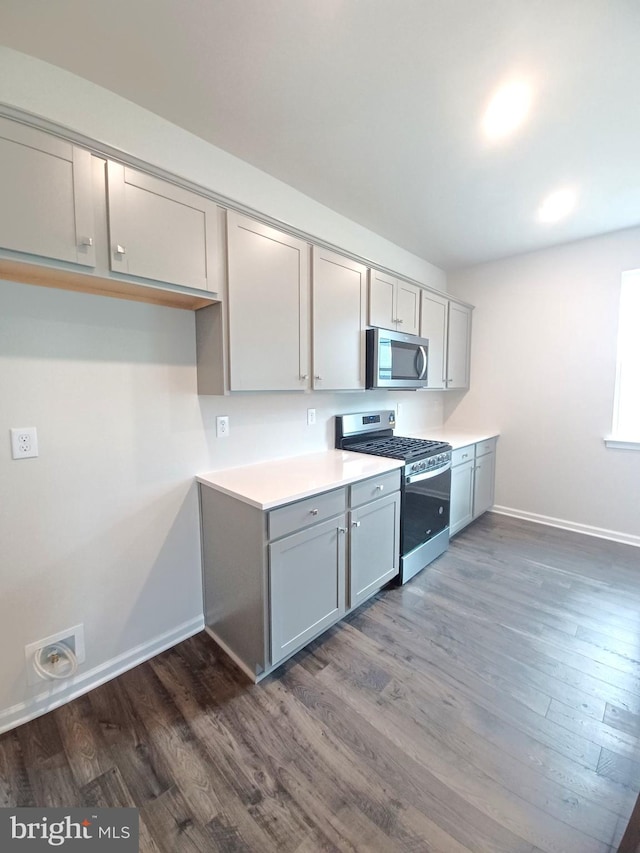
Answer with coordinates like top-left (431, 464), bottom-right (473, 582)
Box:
top-left (366, 328), bottom-right (429, 389)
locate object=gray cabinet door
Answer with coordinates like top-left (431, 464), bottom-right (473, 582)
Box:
top-left (106, 161), bottom-right (220, 292)
top-left (447, 302), bottom-right (472, 389)
top-left (473, 451), bottom-right (496, 518)
top-left (450, 459), bottom-right (474, 536)
top-left (269, 516), bottom-right (346, 665)
top-left (349, 491), bottom-right (400, 608)
top-left (0, 118), bottom-right (95, 267)
top-left (312, 247), bottom-right (367, 390)
top-left (395, 280), bottom-right (421, 336)
top-left (420, 290), bottom-right (448, 389)
top-left (227, 212), bottom-right (310, 391)
top-left (368, 269), bottom-right (396, 330)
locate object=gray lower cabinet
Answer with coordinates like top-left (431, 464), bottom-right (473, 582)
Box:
top-left (270, 516), bottom-right (346, 666)
top-left (349, 490), bottom-right (401, 608)
top-left (199, 469), bottom-right (401, 681)
top-left (450, 439), bottom-right (497, 536)
top-left (450, 455), bottom-right (475, 536)
top-left (473, 441), bottom-right (496, 517)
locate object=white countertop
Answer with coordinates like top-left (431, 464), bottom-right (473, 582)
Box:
top-left (406, 428), bottom-right (500, 450)
top-left (197, 450), bottom-right (403, 510)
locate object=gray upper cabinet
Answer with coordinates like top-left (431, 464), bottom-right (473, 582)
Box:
top-left (0, 118), bottom-right (95, 268)
top-left (420, 290), bottom-right (449, 389)
top-left (106, 161), bottom-right (220, 292)
top-left (312, 247), bottom-right (367, 390)
top-left (420, 292), bottom-right (472, 390)
top-left (447, 302), bottom-right (472, 389)
top-left (227, 212), bottom-right (310, 392)
top-left (368, 269), bottom-right (420, 335)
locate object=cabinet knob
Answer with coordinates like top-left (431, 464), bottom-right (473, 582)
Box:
top-left (351, 520), bottom-right (361, 528)
top-left (461, 454), bottom-right (469, 459)
top-left (396, 319), bottom-right (403, 324)
top-left (338, 527), bottom-right (346, 534)
top-left (79, 236), bottom-right (93, 247)
top-left (315, 375), bottom-right (323, 381)
top-left (300, 374), bottom-right (308, 380)
top-left (310, 508), bottom-right (319, 516)
top-left (115, 244), bottom-right (126, 255)
top-left (376, 484), bottom-right (385, 491)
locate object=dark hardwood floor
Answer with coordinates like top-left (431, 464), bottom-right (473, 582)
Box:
top-left (2, 513), bottom-right (640, 852)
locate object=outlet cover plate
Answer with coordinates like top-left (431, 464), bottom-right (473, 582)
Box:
top-left (10, 427), bottom-right (38, 459)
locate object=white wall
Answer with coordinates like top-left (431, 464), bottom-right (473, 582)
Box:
top-left (446, 227), bottom-right (640, 544)
top-left (0, 49), bottom-right (445, 731)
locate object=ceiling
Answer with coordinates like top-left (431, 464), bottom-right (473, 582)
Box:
top-left (2, 0), bottom-right (640, 270)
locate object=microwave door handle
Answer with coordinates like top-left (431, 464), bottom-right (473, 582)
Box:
top-left (418, 346), bottom-right (428, 380)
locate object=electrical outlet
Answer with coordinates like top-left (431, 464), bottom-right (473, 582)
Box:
top-left (10, 427), bottom-right (38, 459)
top-left (216, 415), bottom-right (230, 438)
top-left (25, 624), bottom-right (85, 686)
top-left (307, 408), bottom-right (316, 426)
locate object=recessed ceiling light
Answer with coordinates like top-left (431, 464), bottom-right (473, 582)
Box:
top-left (538, 188), bottom-right (578, 223)
top-left (482, 80), bottom-right (533, 141)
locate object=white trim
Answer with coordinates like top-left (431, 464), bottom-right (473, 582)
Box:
top-left (0, 616), bottom-right (204, 735)
top-left (604, 437), bottom-right (640, 450)
top-left (203, 626), bottom-right (258, 682)
top-left (491, 506), bottom-right (640, 549)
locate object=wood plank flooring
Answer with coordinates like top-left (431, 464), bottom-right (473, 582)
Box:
top-left (2, 513), bottom-right (640, 851)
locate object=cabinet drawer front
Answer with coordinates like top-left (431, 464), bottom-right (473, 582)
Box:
top-left (349, 469), bottom-right (401, 507)
top-left (451, 445), bottom-right (474, 467)
top-left (476, 437), bottom-right (497, 457)
top-left (268, 488), bottom-right (346, 540)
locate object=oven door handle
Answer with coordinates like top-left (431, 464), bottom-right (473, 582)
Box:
top-left (405, 461), bottom-right (451, 484)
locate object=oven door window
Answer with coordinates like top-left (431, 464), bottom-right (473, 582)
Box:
top-left (402, 469), bottom-right (451, 556)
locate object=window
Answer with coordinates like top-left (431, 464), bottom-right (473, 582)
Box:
top-left (610, 269), bottom-right (640, 445)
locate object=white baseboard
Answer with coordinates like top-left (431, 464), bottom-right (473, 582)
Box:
top-left (491, 506), bottom-right (640, 549)
top-left (0, 615), bottom-right (204, 736)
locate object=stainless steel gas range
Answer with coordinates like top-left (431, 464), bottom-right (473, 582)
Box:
top-left (336, 410), bottom-right (452, 584)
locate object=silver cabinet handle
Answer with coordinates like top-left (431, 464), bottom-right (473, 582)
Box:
top-left (315, 375), bottom-right (322, 381)
top-left (376, 484), bottom-right (385, 492)
top-left (396, 319), bottom-right (403, 324)
top-left (115, 244), bottom-right (126, 255)
top-left (310, 508), bottom-right (319, 516)
top-left (79, 236), bottom-right (93, 247)
top-left (338, 527), bottom-right (346, 534)
top-left (300, 374), bottom-right (308, 380)
top-left (351, 520), bottom-right (361, 528)
top-left (461, 453), bottom-right (469, 459)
